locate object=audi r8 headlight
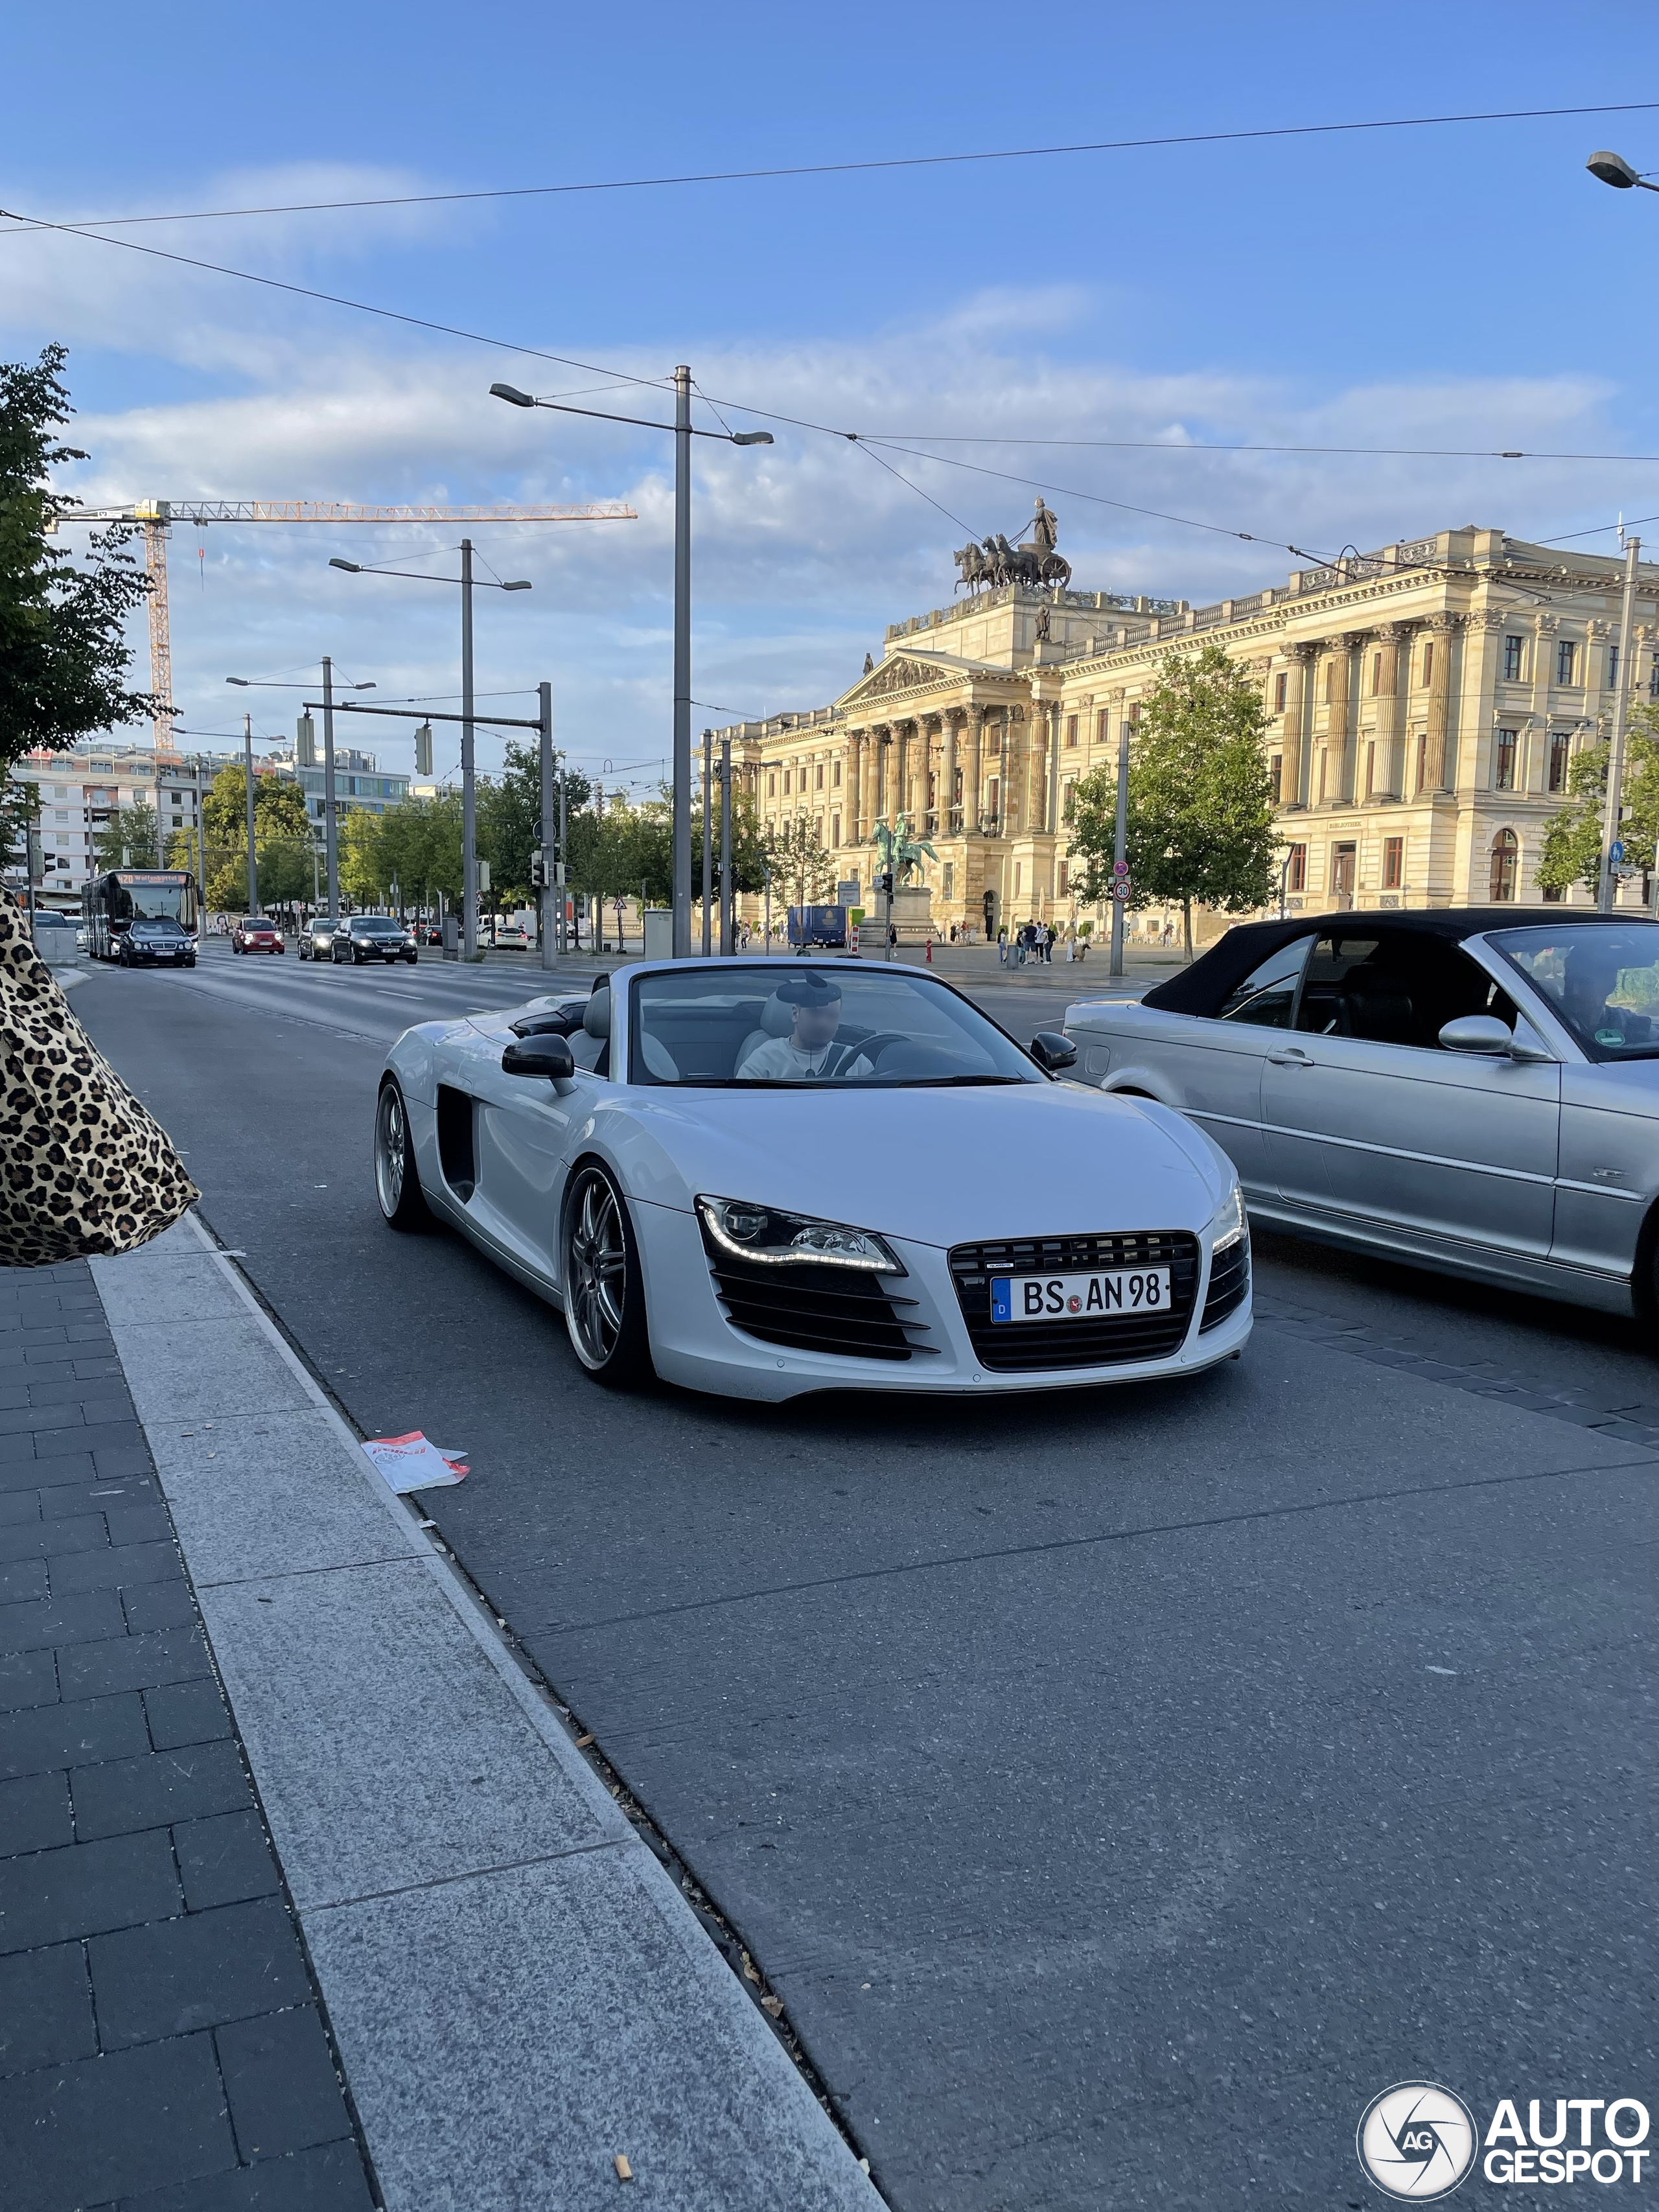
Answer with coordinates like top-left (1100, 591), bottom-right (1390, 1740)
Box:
top-left (697, 1196), bottom-right (902, 1273)
top-left (1208, 1183), bottom-right (1247, 1252)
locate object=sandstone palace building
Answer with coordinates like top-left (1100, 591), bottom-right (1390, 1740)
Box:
top-left (713, 521), bottom-right (1659, 938)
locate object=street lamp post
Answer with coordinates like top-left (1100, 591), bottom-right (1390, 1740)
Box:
top-left (701, 729), bottom-right (713, 956)
top-left (719, 735), bottom-right (734, 955)
top-left (539, 681), bottom-right (557, 972)
top-left (242, 712), bottom-right (258, 919)
top-left (1601, 535), bottom-right (1643, 913)
top-left (491, 373), bottom-right (772, 957)
top-left (329, 552), bottom-right (529, 960)
top-left (1108, 708), bottom-right (1130, 977)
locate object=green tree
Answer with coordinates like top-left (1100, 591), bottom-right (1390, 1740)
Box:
top-left (763, 815), bottom-right (835, 907)
top-left (1537, 709), bottom-right (1659, 899)
top-left (367, 793), bottom-right (464, 908)
top-left (197, 764), bottom-right (314, 913)
top-left (91, 797), bottom-right (159, 870)
top-left (1068, 644), bottom-right (1277, 959)
top-left (1, 345), bottom-right (158, 772)
top-left (478, 741), bottom-right (589, 905)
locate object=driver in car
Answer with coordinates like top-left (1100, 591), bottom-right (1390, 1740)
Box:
top-left (736, 972), bottom-right (875, 1080)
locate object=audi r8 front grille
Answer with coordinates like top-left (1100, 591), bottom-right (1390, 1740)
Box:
top-left (948, 1231), bottom-right (1198, 1372)
top-left (706, 1252), bottom-right (931, 1362)
top-left (1199, 1239), bottom-right (1250, 1333)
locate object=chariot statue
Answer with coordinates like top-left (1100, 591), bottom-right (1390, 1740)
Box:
top-left (952, 498), bottom-right (1072, 594)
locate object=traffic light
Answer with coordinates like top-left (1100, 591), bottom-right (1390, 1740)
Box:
top-left (413, 722), bottom-right (433, 776)
top-left (876, 870), bottom-right (894, 898)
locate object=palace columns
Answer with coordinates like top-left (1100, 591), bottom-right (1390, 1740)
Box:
top-left (966, 704), bottom-right (984, 830)
top-left (1373, 625), bottom-right (1410, 797)
top-left (944, 712), bottom-right (960, 832)
top-left (894, 723), bottom-right (909, 823)
top-left (1422, 614), bottom-right (1459, 791)
top-left (847, 730), bottom-right (863, 842)
top-left (1281, 643), bottom-right (1316, 808)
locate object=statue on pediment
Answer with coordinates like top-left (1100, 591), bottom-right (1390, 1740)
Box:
top-left (953, 500), bottom-right (1071, 594)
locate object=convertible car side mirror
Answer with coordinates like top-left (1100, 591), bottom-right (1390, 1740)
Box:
top-left (1029, 1030), bottom-right (1079, 1073)
top-left (1438, 1014), bottom-right (1553, 1062)
top-left (501, 1034), bottom-right (576, 1093)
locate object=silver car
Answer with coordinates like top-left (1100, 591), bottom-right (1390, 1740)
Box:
top-left (1065, 908), bottom-right (1659, 1316)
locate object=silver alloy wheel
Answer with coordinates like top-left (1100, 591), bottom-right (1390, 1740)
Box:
top-left (566, 1172), bottom-right (628, 1368)
top-left (374, 1084), bottom-right (406, 1219)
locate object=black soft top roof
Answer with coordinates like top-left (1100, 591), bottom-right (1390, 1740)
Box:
top-left (1142, 908), bottom-right (1652, 1017)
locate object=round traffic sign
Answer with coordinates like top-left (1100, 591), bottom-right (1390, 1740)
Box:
top-left (1113, 859), bottom-right (1130, 876)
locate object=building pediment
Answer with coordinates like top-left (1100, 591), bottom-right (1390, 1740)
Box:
top-left (836, 648), bottom-right (1010, 712)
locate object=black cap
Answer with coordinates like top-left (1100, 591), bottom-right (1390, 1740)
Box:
top-left (775, 970), bottom-right (842, 1008)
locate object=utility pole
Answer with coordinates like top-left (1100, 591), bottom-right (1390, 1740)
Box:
top-left (539, 680), bottom-right (557, 971)
top-left (192, 756), bottom-right (206, 926)
top-left (321, 657), bottom-right (340, 919)
top-left (460, 538), bottom-right (478, 959)
top-left (242, 713), bottom-right (259, 918)
top-left (701, 729), bottom-right (713, 956)
top-left (1601, 535), bottom-right (1643, 914)
top-left (558, 772), bottom-right (568, 955)
top-left (672, 366), bottom-right (693, 956)
top-left (719, 736), bottom-right (734, 955)
top-left (1109, 704), bottom-right (1130, 977)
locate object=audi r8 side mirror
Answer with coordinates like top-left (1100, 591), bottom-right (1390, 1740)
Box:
top-left (1029, 1031), bottom-right (1078, 1073)
top-left (501, 1034), bottom-right (576, 1093)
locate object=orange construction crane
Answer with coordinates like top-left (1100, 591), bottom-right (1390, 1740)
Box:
top-left (71, 498), bottom-right (638, 746)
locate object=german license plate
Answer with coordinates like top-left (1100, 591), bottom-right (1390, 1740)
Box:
top-left (990, 1268), bottom-right (1172, 1323)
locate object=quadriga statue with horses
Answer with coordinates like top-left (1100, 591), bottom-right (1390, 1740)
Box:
top-left (952, 498), bottom-right (1072, 594)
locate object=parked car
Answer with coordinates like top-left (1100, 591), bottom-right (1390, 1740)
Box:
top-left (118, 917), bottom-right (196, 968)
top-left (373, 959), bottom-right (1250, 1398)
top-left (298, 917), bottom-right (340, 961)
top-left (416, 922), bottom-right (446, 946)
top-left (1064, 907), bottom-right (1659, 1318)
top-left (232, 917), bottom-right (284, 955)
top-left (491, 922), bottom-right (531, 949)
top-left (332, 916), bottom-right (417, 966)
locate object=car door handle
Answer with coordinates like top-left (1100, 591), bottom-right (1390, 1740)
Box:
top-left (1266, 1048), bottom-right (1314, 1066)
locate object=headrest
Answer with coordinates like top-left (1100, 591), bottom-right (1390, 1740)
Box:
top-left (583, 987), bottom-right (611, 1039)
top-left (774, 970), bottom-right (841, 1008)
top-left (760, 995), bottom-right (797, 1037)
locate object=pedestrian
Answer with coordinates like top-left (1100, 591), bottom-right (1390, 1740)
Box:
top-left (1044, 923), bottom-right (1056, 963)
top-left (997, 924), bottom-right (1008, 965)
top-left (0, 890), bottom-right (198, 1266)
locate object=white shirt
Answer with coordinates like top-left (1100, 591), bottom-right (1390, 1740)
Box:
top-left (736, 1034), bottom-right (874, 1081)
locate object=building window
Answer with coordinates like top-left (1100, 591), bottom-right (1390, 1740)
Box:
top-left (831, 816), bottom-right (841, 847)
top-left (1062, 778), bottom-right (1076, 822)
top-left (1503, 635), bottom-right (1525, 681)
top-left (1384, 835), bottom-right (1404, 890)
top-left (1548, 730), bottom-right (1571, 792)
top-left (1421, 641), bottom-right (1434, 689)
top-left (782, 769), bottom-right (790, 795)
top-left (1096, 709), bottom-right (1108, 743)
top-left (942, 863), bottom-right (955, 898)
top-left (1493, 727), bottom-right (1518, 790)
top-left (1365, 743), bottom-right (1376, 797)
top-left (1370, 653), bottom-right (1382, 695)
top-left (1058, 859), bottom-right (1070, 892)
top-left (1274, 672), bottom-right (1288, 714)
top-left (833, 759), bottom-right (841, 787)
top-left (1317, 749), bottom-right (1327, 802)
top-left (1323, 663), bottom-right (1333, 704)
top-left (815, 763), bottom-right (824, 790)
top-left (1014, 863), bottom-right (1022, 896)
top-left (1128, 702), bottom-right (1141, 727)
top-left (1415, 733), bottom-right (1429, 793)
top-left (1065, 714), bottom-right (1078, 748)
top-left (1286, 843), bottom-right (1306, 892)
top-left (1650, 653), bottom-right (1659, 701)
top-left (1557, 638), bottom-right (1577, 686)
top-left (1489, 827), bottom-right (1519, 902)
top-left (987, 777), bottom-right (999, 822)
top-left (1269, 754), bottom-right (1282, 806)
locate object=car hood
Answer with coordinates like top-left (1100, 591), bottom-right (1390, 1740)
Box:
top-left (612, 1082), bottom-right (1229, 1246)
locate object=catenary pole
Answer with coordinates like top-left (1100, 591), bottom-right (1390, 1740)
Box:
top-left (461, 538), bottom-right (478, 959)
top-left (1109, 703), bottom-right (1130, 976)
top-left (708, 734), bottom-right (721, 960)
top-left (672, 366), bottom-right (693, 956)
top-left (242, 713), bottom-right (259, 919)
top-left (558, 769), bottom-right (568, 953)
top-left (719, 736), bottom-right (733, 955)
top-left (1601, 534), bottom-right (1643, 914)
top-left (539, 679), bottom-right (557, 970)
top-left (321, 656), bottom-right (339, 918)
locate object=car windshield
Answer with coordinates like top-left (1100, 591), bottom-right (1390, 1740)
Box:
top-left (244, 919), bottom-right (277, 930)
top-left (1492, 923), bottom-right (1659, 1060)
top-left (132, 920), bottom-right (182, 935)
top-left (356, 919), bottom-right (400, 933)
top-left (631, 964), bottom-right (1041, 1087)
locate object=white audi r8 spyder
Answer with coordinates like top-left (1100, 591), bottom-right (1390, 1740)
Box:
top-left (371, 959), bottom-right (1252, 1401)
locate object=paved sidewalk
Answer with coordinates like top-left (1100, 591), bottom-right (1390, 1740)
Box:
top-left (80, 1218), bottom-right (879, 2212)
top-left (0, 1258), bottom-right (375, 2212)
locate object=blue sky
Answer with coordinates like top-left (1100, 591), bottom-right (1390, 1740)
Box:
top-left (6, 1), bottom-right (1659, 787)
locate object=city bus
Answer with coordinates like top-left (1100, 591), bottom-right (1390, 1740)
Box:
top-left (81, 870), bottom-right (199, 960)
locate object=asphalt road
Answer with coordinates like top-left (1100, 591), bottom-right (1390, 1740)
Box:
top-left (75, 942), bottom-right (1659, 2211)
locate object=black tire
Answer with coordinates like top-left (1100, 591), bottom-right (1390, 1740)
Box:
top-left (561, 1163), bottom-right (652, 1386)
top-left (373, 1080), bottom-right (434, 1232)
top-left (405, 953), bottom-right (418, 965)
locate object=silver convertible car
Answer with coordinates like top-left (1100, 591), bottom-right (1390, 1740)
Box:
top-left (1065, 909), bottom-right (1659, 1317)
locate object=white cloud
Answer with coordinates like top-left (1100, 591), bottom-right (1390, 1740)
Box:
top-left (3, 215), bottom-right (1640, 773)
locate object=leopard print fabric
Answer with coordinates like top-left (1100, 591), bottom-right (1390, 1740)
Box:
top-left (0, 889), bottom-right (198, 1266)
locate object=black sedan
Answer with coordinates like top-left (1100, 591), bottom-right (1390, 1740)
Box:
top-left (298, 918), bottom-right (340, 961)
top-left (332, 916), bottom-right (418, 966)
top-left (118, 919), bottom-right (196, 969)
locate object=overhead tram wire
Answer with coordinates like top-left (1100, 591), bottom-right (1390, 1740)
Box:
top-left (4, 99), bottom-right (1658, 233)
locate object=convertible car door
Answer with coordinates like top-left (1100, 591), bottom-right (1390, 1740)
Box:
top-left (1260, 928), bottom-right (1559, 1256)
top-left (430, 1018), bottom-right (585, 1283)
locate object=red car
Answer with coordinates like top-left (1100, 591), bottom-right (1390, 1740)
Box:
top-left (232, 916), bottom-right (285, 955)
